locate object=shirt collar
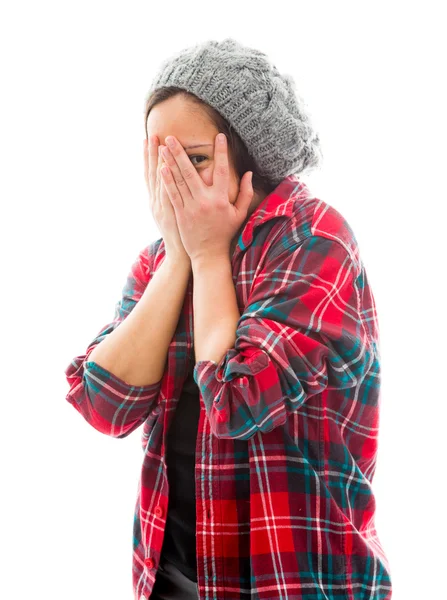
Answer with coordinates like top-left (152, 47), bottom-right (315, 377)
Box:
top-left (238, 174), bottom-right (310, 251)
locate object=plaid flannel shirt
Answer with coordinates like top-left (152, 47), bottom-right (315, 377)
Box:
top-left (65, 175), bottom-right (393, 599)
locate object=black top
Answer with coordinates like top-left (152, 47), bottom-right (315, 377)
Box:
top-left (160, 358), bottom-right (200, 582)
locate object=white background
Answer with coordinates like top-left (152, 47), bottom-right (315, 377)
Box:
top-left (1, 2), bottom-right (445, 599)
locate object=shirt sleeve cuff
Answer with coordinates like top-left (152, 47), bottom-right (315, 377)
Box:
top-left (84, 360), bottom-right (163, 393)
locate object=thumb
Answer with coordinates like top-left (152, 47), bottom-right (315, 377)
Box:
top-left (234, 171), bottom-right (254, 218)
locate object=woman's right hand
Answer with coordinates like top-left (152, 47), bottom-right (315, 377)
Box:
top-left (144, 135), bottom-right (191, 266)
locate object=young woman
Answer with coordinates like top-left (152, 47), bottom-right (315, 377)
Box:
top-left (65, 37), bottom-right (393, 600)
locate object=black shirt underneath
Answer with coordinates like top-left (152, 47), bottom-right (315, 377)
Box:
top-left (160, 358), bottom-right (200, 582)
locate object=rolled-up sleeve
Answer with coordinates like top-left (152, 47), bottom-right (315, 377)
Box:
top-left (193, 235), bottom-right (375, 440)
top-left (65, 242), bottom-right (163, 438)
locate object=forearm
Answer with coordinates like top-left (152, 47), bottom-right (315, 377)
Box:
top-left (87, 255), bottom-right (192, 386)
top-left (191, 256), bottom-right (241, 365)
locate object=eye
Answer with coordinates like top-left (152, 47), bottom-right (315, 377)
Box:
top-left (189, 155), bottom-right (208, 166)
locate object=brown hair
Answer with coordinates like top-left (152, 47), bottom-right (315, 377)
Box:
top-left (143, 86), bottom-right (277, 198)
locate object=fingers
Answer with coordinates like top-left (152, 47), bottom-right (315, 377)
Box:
top-left (213, 133), bottom-right (230, 195)
top-left (158, 150), bottom-right (171, 206)
top-left (156, 145), bottom-right (164, 205)
top-left (159, 144), bottom-right (193, 206)
top-left (147, 135), bottom-right (159, 202)
top-left (163, 136), bottom-right (202, 199)
top-left (145, 137), bottom-right (174, 223)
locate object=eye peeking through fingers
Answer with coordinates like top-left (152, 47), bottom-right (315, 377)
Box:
top-left (189, 155), bottom-right (208, 166)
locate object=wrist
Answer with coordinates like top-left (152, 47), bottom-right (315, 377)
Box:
top-left (164, 252), bottom-right (192, 272)
top-left (191, 254), bottom-right (231, 273)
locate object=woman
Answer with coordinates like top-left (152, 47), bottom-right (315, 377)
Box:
top-left (65, 38), bottom-right (393, 600)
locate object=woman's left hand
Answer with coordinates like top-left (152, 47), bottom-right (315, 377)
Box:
top-left (159, 132), bottom-right (253, 263)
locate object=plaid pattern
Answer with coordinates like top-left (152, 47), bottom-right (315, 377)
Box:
top-left (65, 175), bottom-right (393, 599)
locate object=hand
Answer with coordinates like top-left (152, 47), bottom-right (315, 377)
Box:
top-left (144, 136), bottom-right (191, 265)
top-left (159, 133), bottom-right (253, 263)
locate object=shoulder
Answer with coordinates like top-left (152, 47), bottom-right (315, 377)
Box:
top-left (310, 199), bottom-right (360, 267)
top-left (266, 195), bottom-right (361, 275)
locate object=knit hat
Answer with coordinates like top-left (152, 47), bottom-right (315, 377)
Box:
top-left (145, 37), bottom-right (323, 185)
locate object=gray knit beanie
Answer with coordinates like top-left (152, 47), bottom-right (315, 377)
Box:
top-left (145, 37), bottom-right (323, 185)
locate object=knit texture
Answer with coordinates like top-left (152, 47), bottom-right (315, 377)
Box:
top-left (145, 37), bottom-right (323, 185)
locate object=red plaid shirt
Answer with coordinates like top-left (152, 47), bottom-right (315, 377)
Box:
top-left (65, 175), bottom-right (393, 599)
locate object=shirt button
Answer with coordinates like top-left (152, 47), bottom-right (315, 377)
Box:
top-left (154, 505), bottom-right (163, 518)
top-left (144, 557), bottom-right (154, 569)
